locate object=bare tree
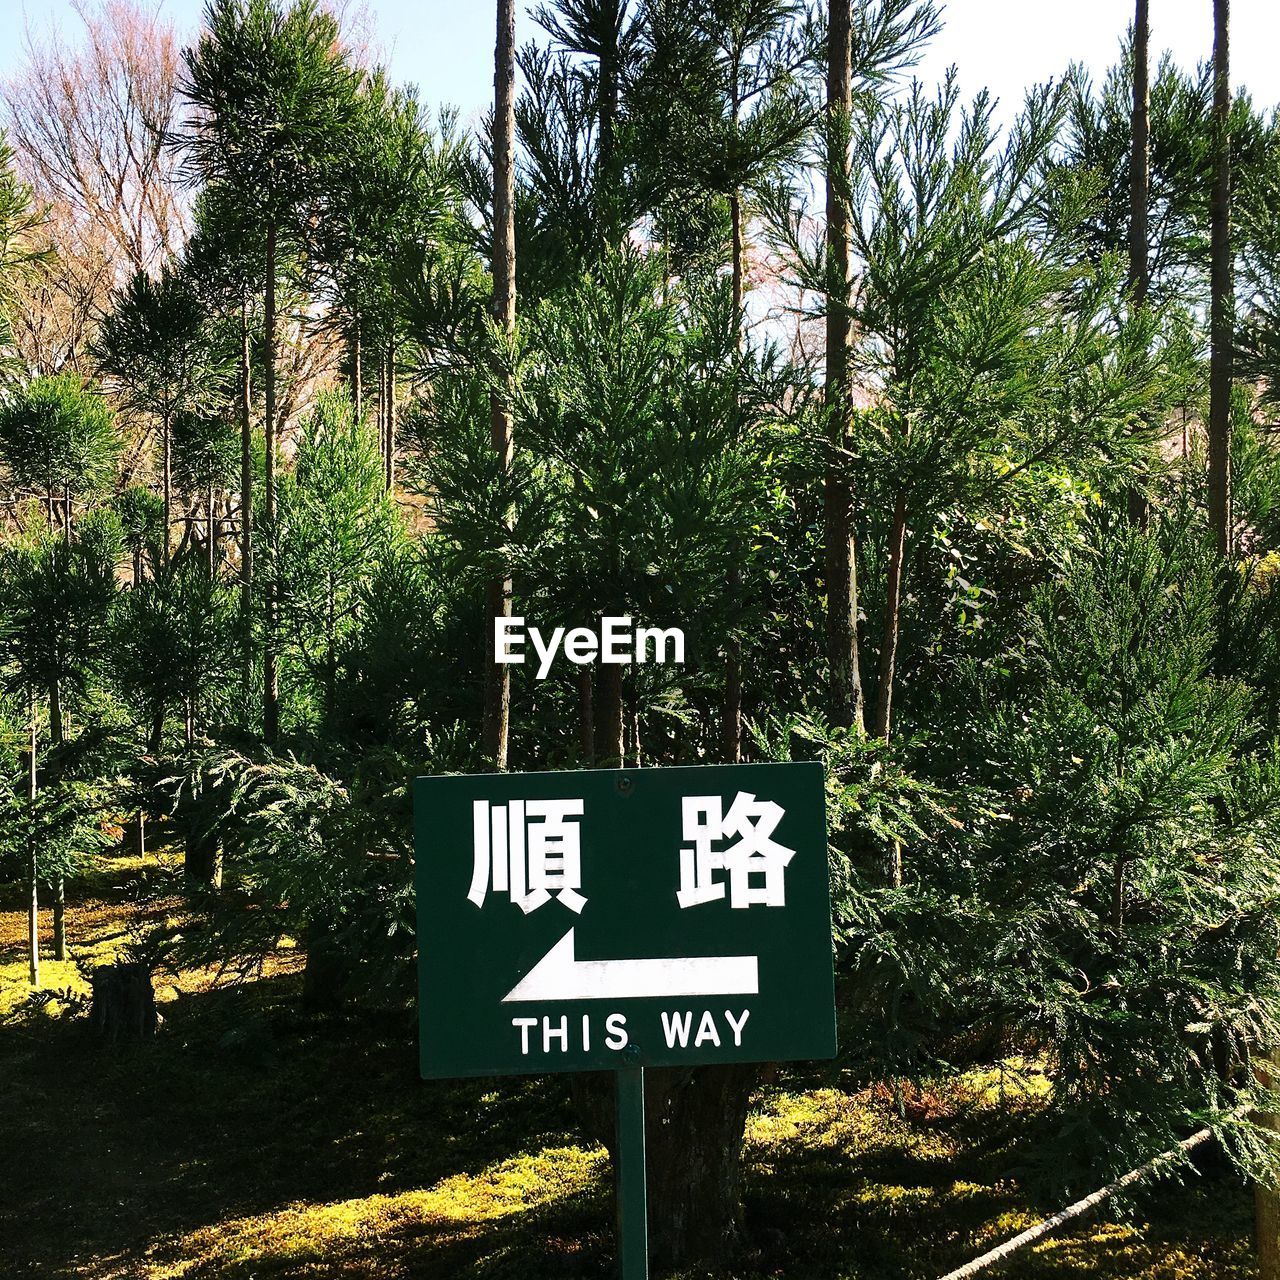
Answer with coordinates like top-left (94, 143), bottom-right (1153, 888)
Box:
top-left (5, 0), bottom-right (188, 279)
top-left (8, 197), bottom-right (117, 376)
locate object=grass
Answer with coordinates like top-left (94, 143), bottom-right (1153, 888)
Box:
top-left (0, 850), bottom-right (1262, 1279)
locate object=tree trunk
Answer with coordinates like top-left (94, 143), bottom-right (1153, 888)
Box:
top-left (162, 409), bottom-right (172, 564)
top-left (1129, 0), bottom-right (1151, 310)
top-left (1127, 0), bottom-right (1152, 527)
top-left (1208, 0), bottom-right (1233, 560)
top-left (596, 0), bottom-right (620, 244)
top-left (27, 704), bottom-right (38, 987)
top-left (53, 876), bottom-right (67, 963)
top-left (123, 811), bottom-right (146, 859)
top-left (1258, 1051), bottom-right (1280, 1280)
top-left (49, 679), bottom-right (62, 747)
top-left (384, 337), bottom-right (397, 492)
top-left (184, 824), bottom-right (223, 889)
top-left (49, 680), bottom-right (67, 961)
top-left (240, 295), bottom-right (254, 697)
top-left (644, 1065), bottom-right (759, 1269)
top-left (873, 491), bottom-right (907, 743)
top-left (575, 1065), bottom-right (759, 1271)
top-left (263, 220), bottom-right (280, 743)
top-left (722, 188), bottom-right (745, 764)
top-left (824, 0), bottom-right (866, 733)
top-left (373, 350), bottom-right (384, 465)
top-left (352, 310), bottom-right (363, 420)
top-left (722, 643), bottom-right (743, 763)
top-left (598, 661), bottom-right (625, 768)
top-left (578, 668), bottom-right (595, 765)
top-left (207, 484), bottom-right (216, 576)
top-left (483, 0), bottom-right (517, 771)
top-left (302, 920), bottom-right (349, 1013)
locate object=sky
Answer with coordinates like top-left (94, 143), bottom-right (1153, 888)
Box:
top-left (0, 0), bottom-right (1278, 131)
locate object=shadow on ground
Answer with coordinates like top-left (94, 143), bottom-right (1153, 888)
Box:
top-left (0, 852), bottom-right (1261, 1280)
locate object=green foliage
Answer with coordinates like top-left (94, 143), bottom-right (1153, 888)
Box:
top-left (329, 541), bottom-right (483, 749)
top-left (113, 556), bottom-right (239, 750)
top-left (0, 524), bottom-right (118, 705)
top-left (161, 739), bottom-right (460, 1000)
top-left (846, 520), bottom-right (1280, 1186)
top-left (181, 0), bottom-right (360, 233)
top-left (113, 486), bottom-right (166, 582)
top-left (6, 0), bottom-right (1280, 1249)
top-left (0, 131), bottom-right (48, 374)
top-left (95, 266), bottom-right (233, 427)
top-left (269, 393), bottom-right (399, 718)
top-left (0, 375), bottom-right (118, 506)
top-left (172, 408), bottom-right (239, 498)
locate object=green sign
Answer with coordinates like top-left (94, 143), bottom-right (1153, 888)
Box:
top-left (415, 762), bottom-right (836, 1079)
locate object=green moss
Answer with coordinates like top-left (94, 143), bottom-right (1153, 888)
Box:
top-left (0, 854), bottom-right (1261, 1280)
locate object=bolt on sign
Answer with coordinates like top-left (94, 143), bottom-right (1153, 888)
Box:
top-left (415, 762), bottom-right (836, 1079)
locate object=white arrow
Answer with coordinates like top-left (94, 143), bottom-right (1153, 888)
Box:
top-left (502, 928), bottom-right (759, 1003)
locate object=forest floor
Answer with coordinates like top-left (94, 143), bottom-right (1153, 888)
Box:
top-left (0, 847), bottom-right (1262, 1280)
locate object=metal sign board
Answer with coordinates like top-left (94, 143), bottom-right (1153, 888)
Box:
top-left (415, 762), bottom-right (836, 1079)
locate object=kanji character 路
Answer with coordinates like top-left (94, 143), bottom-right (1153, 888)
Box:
top-left (676, 791), bottom-right (794, 909)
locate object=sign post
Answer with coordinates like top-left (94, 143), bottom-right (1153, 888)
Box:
top-left (616, 1066), bottom-right (648, 1280)
top-left (415, 762), bottom-right (835, 1275)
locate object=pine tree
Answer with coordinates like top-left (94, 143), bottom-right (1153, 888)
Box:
top-left (95, 266), bottom-right (231, 562)
top-left (181, 0), bottom-right (359, 741)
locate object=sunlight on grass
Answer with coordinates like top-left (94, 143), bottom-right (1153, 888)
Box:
top-left (146, 1145), bottom-right (608, 1278)
top-left (0, 955), bottom-right (88, 1018)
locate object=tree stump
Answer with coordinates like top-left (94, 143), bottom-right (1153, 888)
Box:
top-left (122, 812), bottom-right (146, 858)
top-left (89, 963), bottom-right (158, 1044)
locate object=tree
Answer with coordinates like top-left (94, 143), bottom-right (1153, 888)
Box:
top-left (824, 0), bottom-right (863, 733)
top-left (0, 132), bottom-right (49, 376)
top-left (270, 393), bottom-right (398, 724)
top-left (181, 0), bottom-right (359, 741)
top-left (0, 518), bottom-right (119, 961)
top-left (1126, 0), bottom-right (1151, 525)
top-left (533, 0), bottom-right (639, 245)
top-left (1208, 0), bottom-right (1233, 557)
top-left (3, 1), bottom-right (187, 374)
top-left (113, 555), bottom-right (237, 754)
top-left (1129, 1), bottom-right (1151, 310)
top-left (0, 378), bottom-right (118, 955)
top-left (95, 266), bottom-right (231, 561)
top-left (631, 0), bottom-right (813, 761)
top-left (835, 517), bottom-right (1280, 1191)
top-left (114, 484), bottom-right (165, 585)
top-left (423, 249), bottom-right (781, 1263)
top-left (172, 408), bottom-right (240, 574)
top-left (819, 0), bottom-right (939, 734)
top-left (483, 0), bottom-right (517, 771)
top-left (320, 72), bottom-right (457, 490)
top-left (0, 374), bottom-right (118, 536)
top-left (4, 0), bottom-right (188, 276)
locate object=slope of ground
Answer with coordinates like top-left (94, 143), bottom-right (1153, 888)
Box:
top-left (0, 850), bottom-right (1260, 1280)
